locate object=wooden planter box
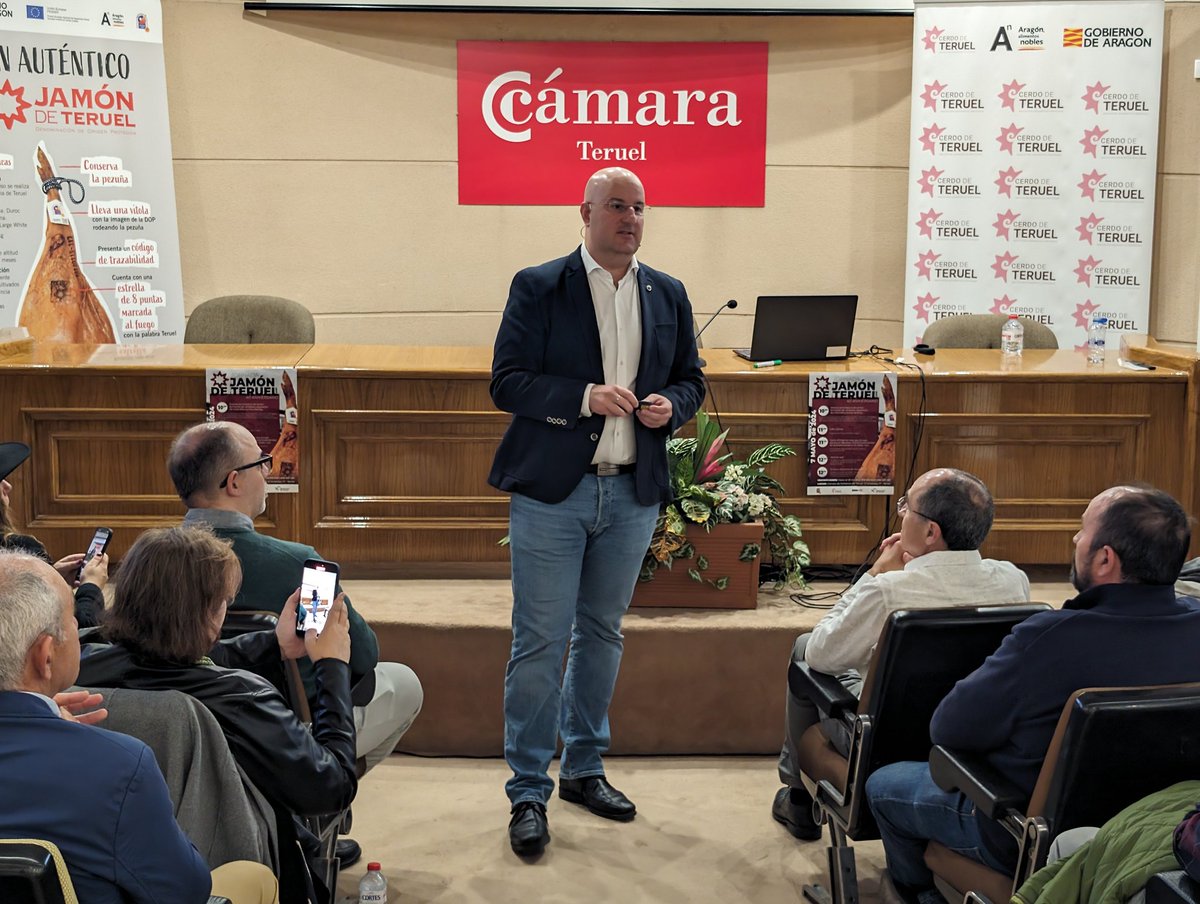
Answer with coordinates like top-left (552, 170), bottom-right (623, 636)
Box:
top-left (631, 521), bottom-right (764, 609)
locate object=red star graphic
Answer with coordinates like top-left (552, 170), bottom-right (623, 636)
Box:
top-left (919, 123), bottom-right (946, 154)
top-left (995, 166), bottom-right (1021, 198)
top-left (918, 166), bottom-right (944, 197)
top-left (991, 251), bottom-right (1019, 281)
top-left (1074, 256), bottom-right (1101, 286)
top-left (916, 208), bottom-right (942, 239)
top-left (1083, 81), bottom-right (1110, 113)
top-left (1073, 341), bottom-right (1090, 354)
top-left (1072, 299), bottom-right (1101, 328)
top-left (992, 209), bottom-right (1019, 240)
top-left (913, 293), bottom-right (939, 322)
top-left (920, 80), bottom-right (947, 112)
top-left (1075, 213), bottom-right (1104, 244)
top-left (0, 79), bottom-right (34, 131)
top-left (1079, 126), bottom-right (1107, 157)
top-left (996, 123), bottom-right (1023, 154)
top-left (914, 250), bottom-right (941, 280)
top-left (922, 26), bottom-right (944, 52)
top-left (1077, 169), bottom-right (1105, 201)
top-left (989, 294), bottom-right (1017, 316)
top-left (998, 80), bottom-right (1025, 111)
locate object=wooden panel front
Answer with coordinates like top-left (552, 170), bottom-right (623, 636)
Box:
top-left (0, 342), bottom-right (1189, 572)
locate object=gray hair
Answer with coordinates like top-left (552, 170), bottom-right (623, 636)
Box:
top-left (917, 469), bottom-right (995, 551)
top-left (0, 549), bottom-right (67, 691)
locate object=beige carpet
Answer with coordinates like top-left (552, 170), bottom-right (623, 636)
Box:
top-left (333, 754), bottom-right (886, 904)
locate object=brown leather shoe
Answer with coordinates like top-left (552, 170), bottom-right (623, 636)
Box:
top-left (508, 801), bottom-right (550, 857)
top-left (559, 775), bottom-right (636, 822)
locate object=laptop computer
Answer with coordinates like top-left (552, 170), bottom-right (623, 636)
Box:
top-left (733, 295), bottom-right (858, 362)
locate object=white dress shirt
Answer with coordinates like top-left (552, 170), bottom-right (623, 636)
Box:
top-left (578, 242), bottom-right (642, 466)
top-left (804, 550), bottom-right (1031, 677)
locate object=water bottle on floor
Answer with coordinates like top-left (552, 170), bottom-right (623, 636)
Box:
top-left (1087, 316), bottom-right (1108, 365)
top-left (1001, 314), bottom-right (1024, 357)
top-left (359, 862), bottom-right (387, 903)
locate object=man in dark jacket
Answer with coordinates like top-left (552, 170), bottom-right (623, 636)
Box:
top-left (865, 485), bottom-right (1200, 904)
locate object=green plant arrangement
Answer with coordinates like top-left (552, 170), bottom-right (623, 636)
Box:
top-left (640, 410), bottom-right (810, 591)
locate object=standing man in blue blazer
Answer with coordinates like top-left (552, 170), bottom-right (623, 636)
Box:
top-left (489, 167), bottom-right (705, 857)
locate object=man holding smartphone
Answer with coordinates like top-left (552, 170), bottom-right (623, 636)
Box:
top-left (166, 421), bottom-right (424, 865)
top-left (489, 167), bottom-right (705, 857)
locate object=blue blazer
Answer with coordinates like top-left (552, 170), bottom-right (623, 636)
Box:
top-left (0, 691), bottom-right (211, 904)
top-left (489, 248), bottom-right (706, 505)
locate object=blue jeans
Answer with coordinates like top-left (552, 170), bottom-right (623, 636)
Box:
top-left (866, 761), bottom-right (1016, 896)
top-left (504, 474), bottom-right (659, 806)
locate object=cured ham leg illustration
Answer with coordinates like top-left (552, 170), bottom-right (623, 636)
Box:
top-left (269, 370), bottom-right (299, 480)
top-left (854, 376), bottom-right (896, 483)
top-left (17, 143), bottom-right (117, 344)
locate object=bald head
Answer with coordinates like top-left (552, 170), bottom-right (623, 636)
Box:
top-left (907, 468), bottom-right (995, 550)
top-left (580, 167), bottom-right (646, 278)
top-left (583, 167), bottom-right (644, 205)
top-left (167, 421), bottom-right (267, 515)
top-left (0, 550), bottom-right (75, 692)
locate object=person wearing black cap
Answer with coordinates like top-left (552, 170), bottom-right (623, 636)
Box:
top-left (0, 441), bottom-right (107, 626)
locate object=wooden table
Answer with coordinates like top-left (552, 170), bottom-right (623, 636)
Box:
top-left (0, 342), bottom-right (1188, 573)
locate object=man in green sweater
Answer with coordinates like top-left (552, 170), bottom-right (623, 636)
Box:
top-left (166, 422), bottom-right (423, 775)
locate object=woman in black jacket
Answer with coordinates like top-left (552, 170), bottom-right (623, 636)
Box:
top-left (0, 441), bottom-right (106, 625)
top-left (78, 525), bottom-right (357, 904)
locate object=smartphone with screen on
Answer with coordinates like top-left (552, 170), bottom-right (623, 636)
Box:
top-left (296, 557), bottom-right (340, 637)
top-left (76, 527), bottom-right (113, 581)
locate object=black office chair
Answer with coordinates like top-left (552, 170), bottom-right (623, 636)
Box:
top-left (927, 683), bottom-right (1200, 904)
top-left (1148, 872), bottom-right (1200, 904)
top-left (0, 840), bottom-right (74, 904)
top-left (790, 603), bottom-right (1052, 904)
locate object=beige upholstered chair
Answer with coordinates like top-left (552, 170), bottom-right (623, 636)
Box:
top-left (184, 295), bottom-right (315, 344)
top-left (921, 314), bottom-right (1058, 350)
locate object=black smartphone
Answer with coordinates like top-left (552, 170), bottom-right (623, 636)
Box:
top-left (77, 527), bottom-right (112, 581)
top-left (296, 557), bottom-right (339, 636)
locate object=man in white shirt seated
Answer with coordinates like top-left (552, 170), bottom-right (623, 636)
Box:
top-left (772, 468), bottom-right (1030, 840)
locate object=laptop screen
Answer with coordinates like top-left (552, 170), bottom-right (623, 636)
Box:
top-left (744, 295), bottom-right (858, 361)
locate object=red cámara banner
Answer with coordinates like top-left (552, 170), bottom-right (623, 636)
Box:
top-left (457, 41), bottom-right (768, 207)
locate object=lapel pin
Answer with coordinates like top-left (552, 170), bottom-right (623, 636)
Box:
top-left (645, 283), bottom-right (652, 293)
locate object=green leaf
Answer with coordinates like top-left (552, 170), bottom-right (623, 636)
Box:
top-left (738, 543), bottom-right (761, 562)
top-left (680, 498), bottom-right (713, 523)
top-left (747, 443), bottom-right (796, 469)
top-left (687, 568), bottom-right (703, 584)
top-left (697, 555), bottom-right (709, 571)
top-left (713, 576), bottom-right (730, 591)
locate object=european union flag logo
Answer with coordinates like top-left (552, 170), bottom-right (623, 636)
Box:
top-left (26, 5), bottom-right (45, 19)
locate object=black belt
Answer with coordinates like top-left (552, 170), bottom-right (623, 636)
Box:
top-left (586, 463), bottom-right (636, 476)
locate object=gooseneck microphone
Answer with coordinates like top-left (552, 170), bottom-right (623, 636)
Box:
top-left (694, 299), bottom-right (738, 368)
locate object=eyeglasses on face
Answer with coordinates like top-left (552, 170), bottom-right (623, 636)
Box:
top-left (896, 494), bottom-right (938, 525)
top-left (589, 199), bottom-right (647, 218)
top-left (219, 454), bottom-right (273, 489)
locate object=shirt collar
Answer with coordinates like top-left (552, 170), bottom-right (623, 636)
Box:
top-left (1063, 581), bottom-right (1183, 612)
top-left (184, 507), bottom-right (255, 531)
top-left (903, 549), bottom-right (984, 571)
top-left (17, 690), bottom-right (60, 715)
top-left (579, 243), bottom-right (639, 282)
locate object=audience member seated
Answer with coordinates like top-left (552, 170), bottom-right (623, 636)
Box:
top-left (774, 468), bottom-right (1030, 840)
top-left (77, 525), bottom-right (357, 904)
top-left (1013, 780), bottom-right (1200, 904)
top-left (865, 485), bottom-right (1200, 904)
top-left (167, 421), bottom-right (423, 778)
top-left (0, 548), bottom-right (277, 904)
top-left (0, 441), bottom-right (107, 627)
top-left (1176, 801), bottom-right (1200, 883)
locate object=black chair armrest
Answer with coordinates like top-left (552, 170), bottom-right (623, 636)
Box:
top-left (929, 745), bottom-right (1027, 820)
top-left (788, 658), bottom-right (858, 721)
top-left (1147, 872), bottom-right (1200, 904)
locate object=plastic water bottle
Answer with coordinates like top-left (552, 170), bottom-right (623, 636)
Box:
top-left (1087, 316), bottom-right (1108, 365)
top-left (358, 862), bottom-right (387, 903)
top-left (1001, 314), bottom-right (1024, 357)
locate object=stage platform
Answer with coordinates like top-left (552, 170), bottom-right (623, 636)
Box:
top-left (347, 570), bottom-right (1072, 757)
